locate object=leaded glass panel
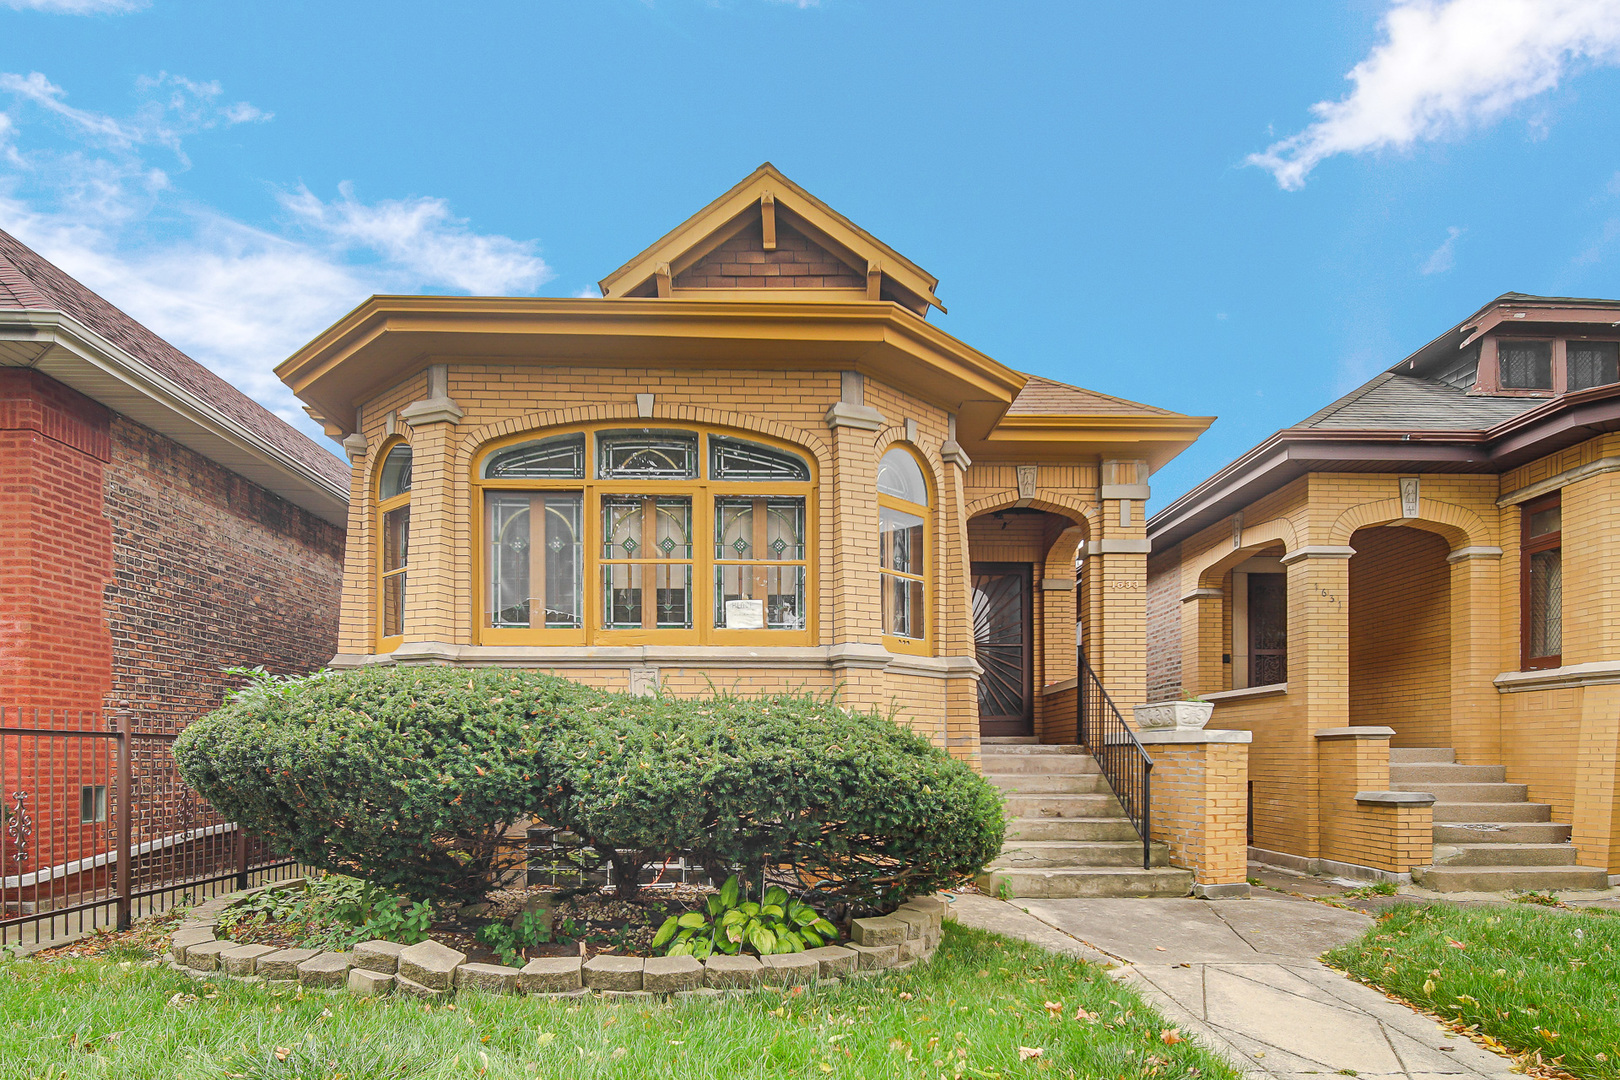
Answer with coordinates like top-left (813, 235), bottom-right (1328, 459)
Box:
top-left (713, 497), bottom-right (806, 630)
top-left (1529, 548), bottom-right (1562, 659)
top-left (485, 491), bottom-right (583, 629)
top-left (483, 434), bottom-right (586, 480)
top-left (1499, 341), bottom-right (1553, 389)
top-left (710, 436), bottom-right (810, 482)
top-left (597, 430), bottom-right (699, 479)
top-left (1569, 341), bottom-right (1619, 391)
top-left (877, 448), bottom-right (928, 504)
top-left (380, 444), bottom-right (412, 499)
top-left (600, 496), bottom-right (693, 629)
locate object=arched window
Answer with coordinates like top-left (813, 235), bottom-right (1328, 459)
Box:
top-left (474, 426), bottom-right (813, 644)
top-left (377, 442), bottom-right (412, 645)
top-left (877, 446), bottom-right (930, 652)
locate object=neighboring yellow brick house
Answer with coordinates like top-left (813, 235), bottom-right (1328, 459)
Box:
top-left (276, 164), bottom-right (1210, 784)
top-left (1147, 293), bottom-right (1620, 892)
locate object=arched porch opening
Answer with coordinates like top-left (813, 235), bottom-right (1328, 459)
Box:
top-left (966, 506), bottom-right (1087, 740)
top-left (1347, 524), bottom-right (1453, 747)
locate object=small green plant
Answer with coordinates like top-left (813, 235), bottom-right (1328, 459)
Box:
top-left (1341, 881), bottom-right (1398, 899)
top-left (476, 909), bottom-right (558, 967)
top-left (995, 877), bottom-right (1013, 901)
top-left (1511, 889), bottom-right (1563, 907)
top-left (216, 875), bottom-right (434, 950)
top-left (652, 876), bottom-right (836, 958)
top-left (1246, 876), bottom-right (1263, 887)
top-left (1179, 689), bottom-right (1208, 703)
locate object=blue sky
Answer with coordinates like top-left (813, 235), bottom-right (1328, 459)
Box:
top-left (3, 0), bottom-right (1620, 508)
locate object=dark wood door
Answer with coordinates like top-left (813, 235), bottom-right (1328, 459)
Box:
top-left (972, 563), bottom-right (1033, 737)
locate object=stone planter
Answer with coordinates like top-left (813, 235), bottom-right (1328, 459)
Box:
top-left (1134, 699), bottom-right (1214, 731)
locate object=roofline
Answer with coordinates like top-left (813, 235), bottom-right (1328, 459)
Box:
top-left (0, 309), bottom-right (348, 526)
top-left (1147, 384), bottom-right (1620, 551)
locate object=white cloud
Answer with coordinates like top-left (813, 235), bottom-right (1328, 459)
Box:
top-left (0, 72), bottom-right (551, 442)
top-left (1249, 0), bottom-right (1620, 189)
top-left (1421, 225), bottom-right (1465, 274)
top-left (1, 0), bottom-right (146, 12)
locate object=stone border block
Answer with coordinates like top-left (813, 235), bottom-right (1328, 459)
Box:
top-left (256, 948), bottom-right (320, 981)
top-left (170, 928), bottom-right (215, 963)
top-left (398, 940), bottom-right (465, 991)
top-left (703, 954), bottom-right (763, 989)
top-left (297, 952), bottom-right (352, 988)
top-left (760, 953), bottom-right (820, 986)
top-left (582, 954), bottom-right (643, 992)
top-left (456, 963), bottom-right (522, 994)
top-left (891, 910), bottom-right (929, 941)
top-left (520, 956), bottom-right (582, 994)
top-left (848, 943), bottom-right (898, 970)
top-left (395, 975), bottom-right (443, 999)
top-left (850, 916), bottom-right (906, 948)
top-left (348, 968), bottom-right (395, 996)
top-left (220, 944), bottom-right (278, 976)
top-left (185, 940), bottom-right (231, 972)
top-left (801, 945), bottom-right (857, 978)
top-left (353, 940), bottom-right (407, 974)
top-left (642, 955), bottom-right (704, 993)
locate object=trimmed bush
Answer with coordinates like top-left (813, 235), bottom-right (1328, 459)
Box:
top-left (176, 667), bottom-right (1005, 908)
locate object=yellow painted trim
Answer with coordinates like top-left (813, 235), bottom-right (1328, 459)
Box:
top-left (878, 443), bottom-right (935, 657)
top-left (469, 422), bottom-right (816, 647)
top-left (374, 435), bottom-right (411, 651)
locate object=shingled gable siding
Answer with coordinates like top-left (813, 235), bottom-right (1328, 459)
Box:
top-left (104, 415), bottom-right (344, 734)
top-left (673, 220), bottom-right (866, 290)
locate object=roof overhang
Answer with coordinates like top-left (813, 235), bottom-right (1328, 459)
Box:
top-left (277, 295), bottom-right (1027, 441)
top-left (0, 310), bottom-right (348, 527)
top-left (967, 412), bottom-right (1214, 471)
top-left (1147, 388), bottom-right (1620, 552)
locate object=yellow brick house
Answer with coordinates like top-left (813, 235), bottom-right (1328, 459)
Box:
top-left (275, 165), bottom-right (1216, 896)
top-left (1147, 294), bottom-right (1620, 892)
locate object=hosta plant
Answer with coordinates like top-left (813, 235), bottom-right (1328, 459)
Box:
top-left (652, 876), bottom-right (837, 959)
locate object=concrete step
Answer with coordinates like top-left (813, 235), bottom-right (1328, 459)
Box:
top-left (1432, 842), bottom-right (1585, 867)
top-left (986, 773), bottom-right (1111, 795)
top-left (1001, 793), bottom-right (1126, 819)
top-left (1431, 801), bottom-right (1552, 823)
top-left (982, 736), bottom-right (1039, 745)
top-left (1389, 763), bottom-right (1506, 784)
top-left (977, 866), bottom-right (1193, 899)
top-left (981, 753), bottom-right (1103, 774)
top-left (1004, 816), bottom-right (1142, 842)
top-left (1392, 782), bottom-right (1529, 802)
top-left (1433, 821), bottom-right (1571, 844)
top-left (1411, 864), bottom-right (1611, 893)
top-left (989, 840), bottom-right (1170, 870)
top-left (1389, 747), bottom-right (1456, 764)
top-left (979, 743), bottom-right (1088, 754)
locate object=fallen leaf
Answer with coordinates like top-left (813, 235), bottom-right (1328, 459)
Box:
top-left (1074, 1006), bottom-right (1098, 1023)
top-left (1043, 1001), bottom-right (1063, 1018)
top-left (1161, 1028), bottom-right (1184, 1046)
top-left (536, 1032), bottom-right (555, 1047)
top-left (273, 1048), bottom-right (291, 1062)
top-left (1018, 1047), bottom-right (1044, 1060)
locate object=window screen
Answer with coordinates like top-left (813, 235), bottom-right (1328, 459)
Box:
top-left (1568, 341), bottom-right (1619, 391)
top-left (1498, 341), bottom-right (1553, 389)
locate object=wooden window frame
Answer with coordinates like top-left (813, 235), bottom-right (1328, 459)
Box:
top-left (877, 444), bottom-right (933, 657)
top-left (375, 439), bottom-right (411, 652)
top-left (472, 424), bottom-right (815, 647)
top-left (1520, 492), bottom-right (1562, 671)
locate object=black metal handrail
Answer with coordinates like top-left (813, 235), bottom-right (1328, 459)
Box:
top-left (1076, 652), bottom-right (1153, 869)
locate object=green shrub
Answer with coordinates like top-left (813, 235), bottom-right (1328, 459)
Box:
top-left (177, 666), bottom-right (1004, 910)
top-left (652, 875), bottom-right (838, 958)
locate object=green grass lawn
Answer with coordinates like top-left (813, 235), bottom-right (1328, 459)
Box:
top-left (1, 923), bottom-right (1238, 1080)
top-left (1324, 902), bottom-right (1620, 1080)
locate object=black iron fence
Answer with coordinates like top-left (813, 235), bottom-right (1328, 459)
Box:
top-left (1076, 653), bottom-right (1153, 869)
top-left (1, 707), bottom-right (300, 948)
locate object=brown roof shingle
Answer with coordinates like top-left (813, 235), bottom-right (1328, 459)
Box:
top-left (0, 228), bottom-right (348, 490)
top-left (1006, 374), bottom-right (1176, 417)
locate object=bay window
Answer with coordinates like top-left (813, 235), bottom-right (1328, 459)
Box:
top-left (474, 426), bottom-right (811, 645)
top-left (1521, 493), bottom-right (1562, 670)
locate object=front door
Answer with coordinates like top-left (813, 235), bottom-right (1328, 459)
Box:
top-left (972, 562), bottom-right (1033, 737)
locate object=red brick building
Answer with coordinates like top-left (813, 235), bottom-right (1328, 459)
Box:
top-left (0, 229), bottom-right (347, 727)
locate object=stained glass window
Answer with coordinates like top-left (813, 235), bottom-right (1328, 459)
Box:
top-left (483, 434), bottom-right (587, 480)
top-left (601, 496), bottom-right (693, 629)
top-left (485, 492), bottom-right (583, 629)
top-left (710, 436), bottom-right (811, 482)
top-left (598, 431), bottom-right (699, 479)
top-left (714, 498), bottom-right (806, 630)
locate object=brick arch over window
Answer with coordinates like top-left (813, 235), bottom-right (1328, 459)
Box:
top-left (1327, 498), bottom-right (1488, 551)
top-left (1190, 516), bottom-right (1299, 590)
top-left (963, 493), bottom-right (1098, 535)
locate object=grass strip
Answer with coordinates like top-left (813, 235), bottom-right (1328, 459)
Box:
top-left (1, 923), bottom-right (1239, 1080)
top-left (1323, 901), bottom-right (1620, 1080)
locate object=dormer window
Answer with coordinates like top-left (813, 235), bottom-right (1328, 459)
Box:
top-left (1568, 341), bottom-right (1619, 391)
top-left (1498, 341), bottom-right (1552, 390)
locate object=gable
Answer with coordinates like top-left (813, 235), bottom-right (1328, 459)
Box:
top-left (673, 219), bottom-right (866, 291)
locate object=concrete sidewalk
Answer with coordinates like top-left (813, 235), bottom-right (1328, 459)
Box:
top-left (947, 892), bottom-right (1517, 1079)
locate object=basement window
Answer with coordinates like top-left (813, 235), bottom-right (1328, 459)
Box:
top-left (79, 784), bottom-right (107, 824)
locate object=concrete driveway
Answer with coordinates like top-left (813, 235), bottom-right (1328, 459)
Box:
top-left (947, 892), bottom-right (1518, 1080)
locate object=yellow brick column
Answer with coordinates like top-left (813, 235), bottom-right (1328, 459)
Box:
top-left (824, 375), bottom-right (888, 713)
top-left (1316, 727), bottom-right (1433, 876)
top-left (940, 430), bottom-right (982, 767)
top-left (1573, 684), bottom-right (1620, 873)
top-left (1279, 544), bottom-right (1355, 858)
top-left (1092, 459), bottom-right (1150, 714)
top-left (1140, 727), bottom-right (1253, 897)
top-left (397, 364), bottom-right (467, 657)
top-left (1178, 587), bottom-right (1225, 697)
top-left (1447, 546), bottom-right (1504, 765)
top-left (334, 433), bottom-right (376, 659)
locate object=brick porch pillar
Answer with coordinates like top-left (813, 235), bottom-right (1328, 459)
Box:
top-left (1279, 544), bottom-right (1355, 860)
top-left (398, 364), bottom-right (467, 653)
top-left (824, 374), bottom-right (888, 714)
top-left (1447, 545), bottom-right (1504, 765)
top-left (940, 429), bottom-right (982, 767)
top-left (1092, 459), bottom-right (1150, 715)
top-left (1179, 587), bottom-right (1224, 698)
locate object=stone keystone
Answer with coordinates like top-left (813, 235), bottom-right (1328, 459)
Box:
top-left (519, 956), bottom-right (582, 994)
top-left (297, 952), bottom-right (353, 988)
top-left (455, 963), bottom-right (522, 994)
top-left (848, 943), bottom-right (899, 970)
top-left (850, 916), bottom-right (907, 948)
top-left (760, 953), bottom-right (820, 986)
top-left (397, 939), bottom-right (466, 991)
top-left (641, 955), bottom-right (703, 994)
top-left (703, 954), bottom-right (763, 989)
top-left (582, 954), bottom-right (644, 992)
top-left (185, 940), bottom-right (232, 972)
top-left (348, 968), bottom-right (395, 996)
top-left (170, 927), bottom-right (216, 964)
top-left (220, 943), bottom-right (278, 977)
top-left (255, 948), bottom-right (320, 981)
top-left (800, 945), bottom-right (858, 979)
top-left (352, 940), bottom-right (408, 974)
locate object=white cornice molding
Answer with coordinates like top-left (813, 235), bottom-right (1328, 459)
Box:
top-left (825, 401), bottom-right (885, 431)
top-left (0, 310), bottom-right (347, 525)
top-left (1447, 546), bottom-right (1503, 562)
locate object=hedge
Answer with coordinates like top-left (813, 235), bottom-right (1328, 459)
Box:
top-left (175, 667), bottom-right (1005, 908)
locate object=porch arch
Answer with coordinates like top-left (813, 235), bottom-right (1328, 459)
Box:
top-left (1188, 516), bottom-right (1299, 591)
top-left (1327, 497), bottom-right (1488, 551)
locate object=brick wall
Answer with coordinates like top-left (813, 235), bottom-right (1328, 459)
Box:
top-left (1145, 739), bottom-right (1249, 886)
top-left (103, 415), bottom-right (345, 733)
top-left (673, 220), bottom-right (866, 290)
top-left (1347, 525), bottom-right (1451, 746)
top-left (1145, 546), bottom-right (1182, 700)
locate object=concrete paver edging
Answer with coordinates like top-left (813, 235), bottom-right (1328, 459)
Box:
top-left (162, 881), bottom-right (944, 1001)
